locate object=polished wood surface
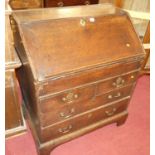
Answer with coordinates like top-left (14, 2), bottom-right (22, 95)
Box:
top-left (5, 13), bottom-right (26, 138)
top-left (12, 4), bottom-right (145, 155)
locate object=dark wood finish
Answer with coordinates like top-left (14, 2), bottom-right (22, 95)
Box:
top-left (39, 84), bottom-right (133, 114)
top-left (5, 13), bottom-right (26, 138)
top-left (96, 71), bottom-right (139, 95)
top-left (9, 0), bottom-right (43, 10)
top-left (12, 4), bottom-right (145, 155)
top-left (39, 96), bottom-right (130, 128)
top-left (44, 0), bottom-right (99, 7)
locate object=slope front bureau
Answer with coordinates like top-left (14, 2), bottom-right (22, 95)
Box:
top-left (12, 4), bottom-right (145, 155)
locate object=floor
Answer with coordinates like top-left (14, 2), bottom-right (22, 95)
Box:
top-left (6, 75), bottom-right (150, 155)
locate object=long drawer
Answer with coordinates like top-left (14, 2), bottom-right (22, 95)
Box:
top-left (39, 84), bottom-right (133, 127)
top-left (38, 60), bottom-right (141, 96)
top-left (39, 98), bottom-right (129, 142)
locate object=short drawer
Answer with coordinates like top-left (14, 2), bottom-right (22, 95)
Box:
top-left (39, 84), bottom-right (96, 113)
top-left (39, 60), bottom-right (141, 96)
top-left (39, 98), bottom-right (129, 142)
top-left (39, 84), bottom-right (133, 127)
top-left (96, 71), bottom-right (138, 95)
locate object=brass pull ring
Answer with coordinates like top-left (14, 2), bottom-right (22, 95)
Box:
top-left (108, 92), bottom-right (121, 99)
top-left (58, 125), bottom-right (72, 134)
top-left (112, 77), bottom-right (125, 88)
top-left (60, 108), bottom-right (75, 119)
top-left (105, 108), bottom-right (117, 116)
top-left (62, 92), bottom-right (78, 103)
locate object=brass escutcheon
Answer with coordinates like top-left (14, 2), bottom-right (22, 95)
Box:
top-left (85, 0), bottom-right (90, 5)
top-left (62, 92), bottom-right (78, 103)
top-left (112, 77), bottom-right (125, 87)
top-left (57, 1), bottom-right (64, 7)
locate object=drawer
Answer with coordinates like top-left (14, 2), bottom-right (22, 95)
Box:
top-left (44, 0), bottom-right (98, 7)
top-left (39, 60), bottom-right (141, 96)
top-left (39, 84), bottom-right (95, 113)
top-left (96, 71), bottom-right (139, 95)
top-left (39, 98), bottom-right (129, 142)
top-left (39, 85), bottom-right (133, 127)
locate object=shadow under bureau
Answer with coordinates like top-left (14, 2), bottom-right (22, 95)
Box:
top-left (12, 4), bottom-right (145, 155)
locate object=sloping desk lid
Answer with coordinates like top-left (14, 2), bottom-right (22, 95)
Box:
top-left (13, 4), bottom-right (145, 81)
top-left (5, 13), bottom-right (21, 70)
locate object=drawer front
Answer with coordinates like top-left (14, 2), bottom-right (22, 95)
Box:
top-left (39, 98), bottom-right (129, 142)
top-left (44, 0), bottom-right (98, 7)
top-left (96, 71), bottom-right (138, 95)
top-left (39, 84), bottom-right (133, 127)
top-left (39, 84), bottom-right (95, 113)
top-left (39, 60), bottom-right (141, 96)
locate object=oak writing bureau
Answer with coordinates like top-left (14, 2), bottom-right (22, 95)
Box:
top-left (12, 4), bottom-right (145, 155)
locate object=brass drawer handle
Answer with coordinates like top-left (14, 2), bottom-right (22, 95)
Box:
top-left (10, 18), bottom-right (17, 33)
top-left (57, 1), bottom-right (64, 7)
top-left (112, 77), bottom-right (125, 88)
top-left (105, 108), bottom-right (117, 116)
top-left (108, 92), bottom-right (121, 99)
top-left (59, 108), bottom-right (75, 119)
top-left (62, 92), bottom-right (78, 103)
top-left (80, 18), bottom-right (86, 27)
top-left (85, 0), bottom-right (90, 5)
top-left (58, 125), bottom-right (72, 134)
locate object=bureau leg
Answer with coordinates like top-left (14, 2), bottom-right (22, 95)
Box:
top-left (116, 114), bottom-right (128, 126)
top-left (38, 145), bottom-right (56, 155)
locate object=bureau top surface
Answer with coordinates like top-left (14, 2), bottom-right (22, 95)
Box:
top-left (13, 4), bottom-right (145, 81)
top-left (5, 13), bottom-right (21, 70)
